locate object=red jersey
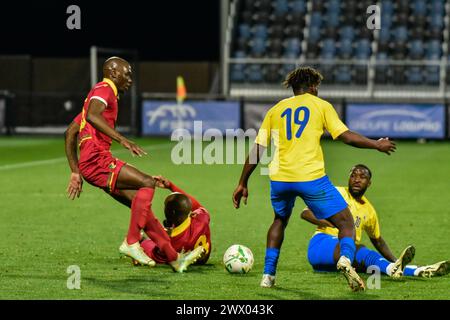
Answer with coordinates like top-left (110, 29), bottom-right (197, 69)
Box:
top-left (73, 113), bottom-right (82, 125)
top-left (169, 207), bottom-right (211, 264)
top-left (166, 182), bottom-right (212, 264)
top-left (78, 78), bottom-right (118, 151)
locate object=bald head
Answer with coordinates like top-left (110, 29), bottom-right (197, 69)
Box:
top-left (102, 56), bottom-right (133, 92)
top-left (164, 192), bottom-right (192, 227)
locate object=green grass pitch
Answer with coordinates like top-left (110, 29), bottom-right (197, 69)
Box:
top-left (0, 137), bottom-right (449, 300)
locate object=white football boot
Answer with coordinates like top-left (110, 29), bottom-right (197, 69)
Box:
top-left (170, 246), bottom-right (205, 273)
top-left (337, 256), bottom-right (366, 292)
top-left (390, 245), bottom-right (415, 279)
top-left (119, 239), bottom-right (156, 267)
top-left (260, 274), bottom-right (276, 288)
top-left (416, 260), bottom-right (450, 278)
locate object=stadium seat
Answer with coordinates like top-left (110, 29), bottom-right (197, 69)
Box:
top-left (339, 26), bottom-right (355, 41)
top-left (228, 0), bottom-right (447, 86)
top-left (429, 14), bottom-right (444, 29)
top-left (335, 65), bottom-right (352, 84)
top-left (230, 64), bottom-right (246, 83)
top-left (426, 40), bottom-right (442, 58)
top-left (238, 24), bottom-right (251, 40)
top-left (355, 39), bottom-right (371, 59)
top-left (310, 12), bottom-right (323, 29)
top-left (249, 38), bottom-right (266, 56)
top-left (406, 67), bottom-right (423, 85)
top-left (409, 40), bottom-right (424, 59)
top-left (273, 0), bottom-right (289, 15)
top-left (291, 0), bottom-right (306, 14)
top-left (324, 13), bottom-right (340, 28)
top-left (253, 24), bottom-right (268, 40)
top-left (411, 0), bottom-right (427, 17)
top-left (393, 26), bottom-right (408, 42)
top-left (381, 0), bottom-right (394, 15)
top-left (327, 0), bottom-right (341, 13)
top-left (381, 14), bottom-right (393, 29)
top-left (247, 64), bottom-right (264, 82)
top-left (321, 39), bottom-right (336, 58)
top-left (379, 27), bottom-right (391, 44)
top-left (425, 66), bottom-right (440, 85)
top-left (284, 38), bottom-right (302, 56)
top-left (308, 26), bottom-right (321, 43)
top-left (338, 39), bottom-right (354, 59)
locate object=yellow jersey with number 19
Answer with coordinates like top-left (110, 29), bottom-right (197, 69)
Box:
top-left (255, 93), bottom-right (348, 182)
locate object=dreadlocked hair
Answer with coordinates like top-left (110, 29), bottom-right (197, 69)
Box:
top-left (282, 66), bottom-right (323, 92)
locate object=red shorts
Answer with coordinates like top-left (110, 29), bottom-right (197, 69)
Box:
top-left (78, 143), bottom-right (126, 195)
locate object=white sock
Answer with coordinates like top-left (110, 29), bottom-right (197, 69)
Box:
top-left (414, 266), bottom-right (425, 276)
top-left (386, 263), bottom-right (395, 276)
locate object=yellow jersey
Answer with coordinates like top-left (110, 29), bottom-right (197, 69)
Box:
top-left (255, 93), bottom-right (348, 182)
top-left (314, 187), bottom-right (381, 244)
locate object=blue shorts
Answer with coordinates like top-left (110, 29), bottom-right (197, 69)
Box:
top-left (270, 175), bottom-right (348, 220)
top-left (307, 233), bottom-right (339, 272)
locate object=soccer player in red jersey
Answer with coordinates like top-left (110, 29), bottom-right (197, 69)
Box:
top-left (139, 175), bottom-right (211, 265)
top-left (64, 57), bottom-right (204, 272)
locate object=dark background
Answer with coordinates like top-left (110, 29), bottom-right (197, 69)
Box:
top-left (0, 0), bottom-right (220, 61)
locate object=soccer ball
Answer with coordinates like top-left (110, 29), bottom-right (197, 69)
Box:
top-left (223, 244), bottom-right (254, 274)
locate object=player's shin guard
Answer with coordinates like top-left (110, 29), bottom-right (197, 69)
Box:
top-left (126, 187), bottom-right (155, 245)
top-left (339, 237), bottom-right (356, 263)
top-left (263, 248), bottom-right (280, 276)
top-left (143, 210), bottom-right (178, 262)
top-left (355, 247), bottom-right (390, 274)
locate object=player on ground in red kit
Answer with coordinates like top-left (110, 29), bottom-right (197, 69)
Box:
top-left (136, 175), bottom-right (211, 265)
top-left (64, 57), bottom-right (204, 272)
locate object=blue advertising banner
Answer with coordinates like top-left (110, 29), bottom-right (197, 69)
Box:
top-left (142, 100), bottom-right (241, 136)
top-left (346, 104), bottom-right (445, 139)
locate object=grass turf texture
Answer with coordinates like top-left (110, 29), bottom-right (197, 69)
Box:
top-left (0, 137), bottom-right (449, 300)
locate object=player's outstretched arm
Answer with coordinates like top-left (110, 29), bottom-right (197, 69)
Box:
top-left (370, 236), bottom-right (397, 262)
top-left (64, 120), bottom-right (83, 200)
top-left (337, 130), bottom-right (396, 155)
top-left (86, 99), bottom-right (147, 157)
top-left (300, 209), bottom-right (336, 228)
top-left (153, 175), bottom-right (203, 210)
top-left (232, 143), bottom-right (266, 209)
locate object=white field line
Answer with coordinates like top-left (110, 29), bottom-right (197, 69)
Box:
top-left (0, 143), bottom-right (173, 171)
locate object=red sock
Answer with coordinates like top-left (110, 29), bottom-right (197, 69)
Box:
top-left (126, 187), bottom-right (155, 245)
top-left (143, 211), bottom-right (178, 262)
